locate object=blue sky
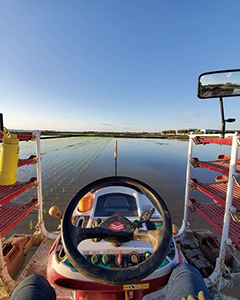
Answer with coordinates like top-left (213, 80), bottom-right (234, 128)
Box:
top-left (1, 1), bottom-right (240, 132)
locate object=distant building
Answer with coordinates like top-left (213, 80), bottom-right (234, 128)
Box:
top-left (187, 128), bottom-right (198, 134)
top-left (200, 129), bottom-right (219, 134)
top-left (176, 128), bottom-right (197, 134)
top-left (187, 128), bottom-right (198, 132)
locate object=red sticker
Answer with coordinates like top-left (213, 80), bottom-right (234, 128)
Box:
top-left (109, 222), bottom-right (125, 232)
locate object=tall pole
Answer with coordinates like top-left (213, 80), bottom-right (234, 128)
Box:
top-left (220, 97), bottom-right (225, 138)
top-left (0, 113), bottom-right (3, 132)
top-left (114, 140), bottom-right (118, 176)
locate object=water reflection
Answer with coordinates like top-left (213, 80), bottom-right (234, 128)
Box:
top-left (91, 138), bottom-right (236, 230)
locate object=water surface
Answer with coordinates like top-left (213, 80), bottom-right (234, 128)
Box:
top-left (8, 137), bottom-right (236, 235)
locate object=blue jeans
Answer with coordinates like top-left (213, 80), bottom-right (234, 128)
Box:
top-left (11, 275), bottom-right (56, 300)
top-left (11, 265), bottom-right (212, 300)
top-left (166, 263), bottom-right (213, 300)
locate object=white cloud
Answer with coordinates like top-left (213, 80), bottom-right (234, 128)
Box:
top-left (186, 110), bottom-right (200, 117)
top-left (99, 123), bottom-right (112, 127)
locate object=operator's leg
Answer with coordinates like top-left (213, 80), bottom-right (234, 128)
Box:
top-left (166, 263), bottom-right (213, 300)
top-left (11, 274), bottom-right (56, 300)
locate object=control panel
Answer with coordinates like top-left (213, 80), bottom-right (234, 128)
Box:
top-left (55, 238), bottom-right (176, 270)
top-left (57, 212), bottom-right (176, 271)
top-left (82, 250), bottom-right (152, 268)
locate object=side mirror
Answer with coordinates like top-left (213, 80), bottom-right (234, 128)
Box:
top-left (198, 69), bottom-right (240, 99)
top-left (197, 69), bottom-right (240, 137)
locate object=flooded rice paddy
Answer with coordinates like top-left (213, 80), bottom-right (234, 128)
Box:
top-left (8, 136), bottom-right (236, 237)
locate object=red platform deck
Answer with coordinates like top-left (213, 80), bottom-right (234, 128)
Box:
top-left (18, 155), bottom-right (37, 167)
top-left (191, 155), bottom-right (240, 176)
top-left (193, 136), bottom-right (233, 145)
top-left (189, 198), bottom-right (240, 250)
top-left (0, 133), bottom-right (34, 142)
top-left (190, 178), bottom-right (240, 211)
top-left (0, 198), bottom-right (38, 236)
top-left (0, 132), bottom-right (39, 238)
top-left (0, 178), bottom-right (37, 205)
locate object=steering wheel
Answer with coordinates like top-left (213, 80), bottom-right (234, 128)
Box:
top-left (61, 176), bottom-right (172, 286)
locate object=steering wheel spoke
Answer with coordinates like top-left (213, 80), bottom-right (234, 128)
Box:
top-left (72, 224), bottom-right (135, 245)
top-left (71, 226), bottom-right (102, 245)
top-left (133, 227), bottom-right (164, 249)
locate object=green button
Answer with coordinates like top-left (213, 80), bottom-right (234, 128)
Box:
top-left (133, 220), bottom-right (140, 227)
top-left (102, 254), bottom-right (110, 265)
top-left (91, 254), bottom-right (100, 265)
top-left (83, 254), bottom-right (89, 261)
top-left (144, 251), bottom-right (152, 260)
top-left (154, 222), bottom-right (163, 229)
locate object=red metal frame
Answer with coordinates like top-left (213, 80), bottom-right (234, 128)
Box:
top-left (0, 177), bottom-right (37, 205)
top-left (193, 136), bottom-right (233, 145)
top-left (191, 157), bottom-right (240, 176)
top-left (0, 198), bottom-right (38, 236)
top-left (18, 155), bottom-right (37, 167)
top-left (190, 178), bottom-right (240, 211)
top-left (0, 133), bottom-right (34, 141)
top-left (189, 198), bottom-right (240, 250)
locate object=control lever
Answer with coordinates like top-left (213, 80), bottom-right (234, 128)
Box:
top-left (229, 207), bottom-right (240, 222)
top-left (139, 207), bottom-right (155, 225)
top-left (49, 206), bottom-right (62, 219)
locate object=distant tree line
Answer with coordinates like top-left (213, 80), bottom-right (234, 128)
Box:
top-left (162, 129), bottom-right (204, 135)
top-left (177, 129), bottom-right (204, 134)
top-left (162, 130), bottom-right (176, 135)
top-left (177, 129), bottom-right (189, 134)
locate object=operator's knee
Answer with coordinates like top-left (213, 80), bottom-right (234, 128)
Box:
top-left (171, 263), bottom-right (202, 278)
top-left (11, 274), bottom-right (56, 300)
top-left (166, 263), bottom-right (213, 300)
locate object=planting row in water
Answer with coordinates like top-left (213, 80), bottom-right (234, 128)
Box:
top-left (14, 137), bottom-right (112, 227)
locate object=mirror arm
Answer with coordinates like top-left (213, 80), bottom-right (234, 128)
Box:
top-left (220, 97), bottom-right (225, 138)
top-left (0, 113), bottom-right (3, 132)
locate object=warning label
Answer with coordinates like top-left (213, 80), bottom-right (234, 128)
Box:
top-left (123, 283), bottom-right (149, 290)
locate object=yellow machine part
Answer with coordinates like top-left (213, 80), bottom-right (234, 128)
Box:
top-left (78, 192), bottom-right (93, 212)
top-left (0, 131), bottom-right (19, 185)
